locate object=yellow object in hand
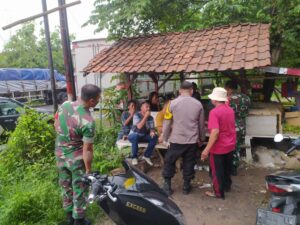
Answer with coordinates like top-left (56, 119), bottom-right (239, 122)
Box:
top-left (164, 102), bottom-right (173, 120)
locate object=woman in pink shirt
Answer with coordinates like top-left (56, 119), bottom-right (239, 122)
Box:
top-left (201, 87), bottom-right (236, 199)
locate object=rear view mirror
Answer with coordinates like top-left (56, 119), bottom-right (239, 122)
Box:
top-left (274, 134), bottom-right (284, 143)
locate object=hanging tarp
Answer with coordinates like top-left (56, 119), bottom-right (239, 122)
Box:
top-left (0, 68), bottom-right (66, 94)
top-left (261, 66), bottom-right (300, 77)
top-left (0, 68), bottom-right (66, 81)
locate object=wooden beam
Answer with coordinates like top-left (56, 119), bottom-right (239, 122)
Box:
top-left (149, 74), bottom-right (158, 92)
top-left (158, 74), bottom-right (174, 90)
top-left (2, 0), bottom-right (81, 30)
top-left (135, 74), bottom-right (291, 83)
top-left (273, 88), bottom-right (282, 104)
top-left (274, 87), bottom-right (292, 102)
top-left (125, 74), bottom-right (138, 99)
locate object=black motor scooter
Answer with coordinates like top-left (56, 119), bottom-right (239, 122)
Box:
top-left (256, 134), bottom-right (300, 225)
top-left (83, 160), bottom-right (186, 225)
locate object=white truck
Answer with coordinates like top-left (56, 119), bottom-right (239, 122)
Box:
top-left (0, 68), bottom-right (67, 104)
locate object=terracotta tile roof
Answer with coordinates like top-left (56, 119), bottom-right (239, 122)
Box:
top-left (84, 23), bottom-right (271, 74)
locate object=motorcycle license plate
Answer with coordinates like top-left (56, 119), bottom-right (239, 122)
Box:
top-left (256, 208), bottom-right (297, 225)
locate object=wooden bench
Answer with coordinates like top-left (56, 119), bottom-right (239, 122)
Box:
top-left (116, 139), bottom-right (168, 166)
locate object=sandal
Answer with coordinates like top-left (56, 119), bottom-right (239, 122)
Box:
top-left (205, 191), bottom-right (216, 198)
top-left (205, 191), bottom-right (224, 199)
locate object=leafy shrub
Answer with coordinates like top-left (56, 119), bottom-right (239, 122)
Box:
top-left (94, 123), bottom-right (119, 145)
top-left (101, 78), bottom-right (140, 126)
top-left (25, 99), bottom-right (45, 107)
top-left (0, 109), bottom-right (61, 225)
top-left (101, 87), bottom-right (127, 125)
top-left (0, 108), bottom-right (55, 177)
top-left (0, 110), bottom-right (125, 225)
top-left (283, 123), bottom-right (300, 134)
top-left (93, 124), bottom-right (129, 173)
top-left (0, 165), bottom-right (64, 225)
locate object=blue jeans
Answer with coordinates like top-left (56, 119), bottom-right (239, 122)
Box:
top-left (128, 132), bottom-right (158, 158)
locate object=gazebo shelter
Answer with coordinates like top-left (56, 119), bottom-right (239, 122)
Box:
top-left (83, 23), bottom-right (271, 99)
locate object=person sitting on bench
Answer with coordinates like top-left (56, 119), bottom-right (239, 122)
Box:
top-left (117, 100), bottom-right (137, 141)
top-left (128, 100), bottom-right (158, 166)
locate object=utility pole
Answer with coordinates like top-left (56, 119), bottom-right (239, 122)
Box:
top-left (58, 0), bottom-right (76, 101)
top-left (2, 1), bottom-right (81, 30)
top-left (42, 0), bottom-right (58, 112)
top-left (2, 0), bottom-right (81, 111)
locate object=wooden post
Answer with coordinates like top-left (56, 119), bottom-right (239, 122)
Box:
top-left (99, 73), bottom-right (103, 127)
top-left (239, 70), bottom-right (249, 95)
top-left (125, 73), bottom-right (133, 100)
top-left (124, 74), bottom-right (138, 100)
top-left (42, 0), bottom-right (58, 112)
top-left (2, 0), bottom-right (80, 107)
top-left (149, 74), bottom-right (158, 92)
top-left (2, 1), bottom-right (81, 30)
top-left (263, 73), bottom-right (275, 102)
top-left (58, 0), bottom-right (76, 101)
top-left (179, 72), bottom-right (185, 83)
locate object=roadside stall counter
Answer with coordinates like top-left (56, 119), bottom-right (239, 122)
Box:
top-left (245, 102), bottom-right (283, 161)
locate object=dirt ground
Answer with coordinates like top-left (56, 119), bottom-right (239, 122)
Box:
top-left (99, 161), bottom-right (274, 225)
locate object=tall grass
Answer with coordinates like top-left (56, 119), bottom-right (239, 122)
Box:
top-left (0, 110), bottom-right (124, 224)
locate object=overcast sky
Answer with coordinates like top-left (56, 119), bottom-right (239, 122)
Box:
top-left (0, 0), bottom-right (107, 51)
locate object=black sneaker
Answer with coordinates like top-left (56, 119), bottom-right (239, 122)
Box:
top-left (224, 186), bottom-right (231, 192)
top-left (162, 179), bottom-right (173, 196)
top-left (66, 212), bottom-right (74, 225)
top-left (182, 181), bottom-right (192, 195)
top-left (231, 166), bottom-right (237, 176)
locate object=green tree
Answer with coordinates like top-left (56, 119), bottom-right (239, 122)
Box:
top-left (86, 0), bottom-right (300, 67)
top-left (37, 27), bottom-right (67, 72)
top-left (1, 23), bottom-right (39, 68)
top-left (85, 0), bottom-right (208, 40)
top-left (197, 0), bottom-right (300, 66)
top-left (0, 23), bottom-right (70, 72)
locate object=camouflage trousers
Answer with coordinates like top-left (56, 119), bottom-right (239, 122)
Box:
top-left (56, 155), bottom-right (88, 219)
top-left (232, 130), bottom-right (244, 168)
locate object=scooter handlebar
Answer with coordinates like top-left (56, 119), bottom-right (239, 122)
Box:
top-left (88, 181), bottom-right (103, 203)
top-left (104, 185), bottom-right (117, 202)
top-left (83, 173), bottom-right (117, 203)
top-left (81, 173), bottom-right (98, 184)
top-left (286, 145), bottom-right (297, 155)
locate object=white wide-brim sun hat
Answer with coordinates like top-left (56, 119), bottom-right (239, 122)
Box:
top-left (208, 87), bottom-right (228, 102)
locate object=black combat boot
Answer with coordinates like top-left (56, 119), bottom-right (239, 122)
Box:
top-left (182, 180), bottom-right (192, 195)
top-left (66, 212), bottom-right (74, 225)
top-left (74, 218), bottom-right (91, 225)
top-left (231, 165), bottom-right (237, 176)
top-left (162, 178), bottom-right (173, 196)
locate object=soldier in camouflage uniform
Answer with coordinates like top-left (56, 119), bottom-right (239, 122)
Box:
top-left (55, 84), bottom-right (101, 225)
top-left (225, 80), bottom-right (251, 175)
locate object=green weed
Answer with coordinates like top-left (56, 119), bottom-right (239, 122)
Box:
top-left (0, 108), bottom-right (124, 225)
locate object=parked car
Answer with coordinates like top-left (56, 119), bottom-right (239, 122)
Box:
top-left (0, 97), bottom-right (51, 135)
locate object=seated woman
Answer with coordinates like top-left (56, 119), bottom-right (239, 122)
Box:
top-left (117, 100), bottom-right (137, 141)
top-left (155, 99), bottom-right (170, 139)
top-left (148, 91), bottom-right (160, 111)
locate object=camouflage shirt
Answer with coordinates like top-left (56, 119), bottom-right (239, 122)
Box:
top-left (228, 92), bottom-right (251, 134)
top-left (55, 101), bottom-right (95, 158)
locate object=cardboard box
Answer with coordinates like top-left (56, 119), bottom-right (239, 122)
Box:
top-left (285, 111), bottom-right (300, 126)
